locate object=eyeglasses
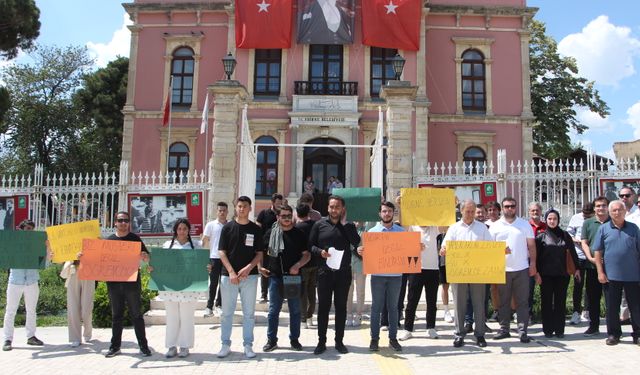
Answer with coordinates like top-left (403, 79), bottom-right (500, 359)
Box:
top-left (619, 194), bottom-right (632, 198)
top-left (279, 214), bottom-right (292, 219)
top-left (116, 218), bottom-right (130, 223)
top-left (503, 205), bottom-right (516, 209)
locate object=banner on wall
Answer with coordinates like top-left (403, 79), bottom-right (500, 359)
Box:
top-left (297, 0), bottom-right (355, 44)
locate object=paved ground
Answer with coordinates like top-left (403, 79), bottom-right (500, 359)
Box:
top-left (1, 314), bottom-right (638, 375)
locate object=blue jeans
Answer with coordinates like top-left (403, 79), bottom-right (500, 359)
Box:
top-left (267, 276), bottom-right (301, 342)
top-left (220, 274), bottom-right (258, 347)
top-left (370, 276), bottom-right (402, 340)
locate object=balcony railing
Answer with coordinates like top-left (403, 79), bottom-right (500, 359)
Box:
top-left (294, 81), bottom-right (358, 96)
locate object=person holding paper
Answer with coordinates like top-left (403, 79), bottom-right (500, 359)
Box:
top-left (202, 201), bottom-right (228, 318)
top-left (216, 196), bottom-right (265, 359)
top-left (440, 200), bottom-right (493, 348)
top-left (160, 218), bottom-right (204, 358)
top-left (103, 211), bottom-right (151, 358)
top-left (358, 201), bottom-right (404, 352)
top-left (308, 195), bottom-right (360, 355)
top-left (2, 220), bottom-right (50, 352)
top-left (259, 204), bottom-right (310, 352)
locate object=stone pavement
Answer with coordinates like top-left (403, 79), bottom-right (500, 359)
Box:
top-left (1, 314), bottom-right (638, 375)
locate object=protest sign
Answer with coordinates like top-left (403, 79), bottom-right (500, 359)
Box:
top-left (332, 187), bottom-right (382, 221)
top-left (445, 240), bottom-right (506, 284)
top-left (147, 247), bottom-right (210, 292)
top-left (400, 188), bottom-right (456, 226)
top-left (0, 230), bottom-right (47, 269)
top-left (47, 220), bottom-right (101, 263)
top-left (362, 231), bottom-right (421, 274)
top-left (78, 239), bottom-right (140, 282)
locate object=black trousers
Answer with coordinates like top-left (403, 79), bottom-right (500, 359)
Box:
top-left (300, 267), bottom-right (318, 320)
top-left (404, 269), bottom-right (439, 331)
top-left (316, 267), bottom-right (351, 344)
top-left (107, 280), bottom-right (148, 350)
top-left (571, 259), bottom-right (588, 313)
top-left (207, 258), bottom-right (223, 309)
top-left (382, 273), bottom-right (408, 327)
top-left (540, 275), bottom-right (569, 335)
top-left (604, 280), bottom-right (640, 339)
top-left (261, 274), bottom-right (269, 299)
top-left (585, 268), bottom-right (605, 330)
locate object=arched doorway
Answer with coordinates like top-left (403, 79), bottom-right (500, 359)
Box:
top-left (303, 138), bottom-right (345, 215)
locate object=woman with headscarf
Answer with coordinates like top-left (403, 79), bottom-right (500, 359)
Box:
top-left (535, 209), bottom-right (580, 338)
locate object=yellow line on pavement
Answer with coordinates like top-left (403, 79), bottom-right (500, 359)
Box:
top-left (359, 325), bottom-right (414, 375)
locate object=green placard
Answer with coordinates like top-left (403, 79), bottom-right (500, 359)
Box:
top-left (332, 187), bottom-right (382, 222)
top-left (0, 230), bottom-right (47, 269)
top-left (148, 247), bottom-right (210, 291)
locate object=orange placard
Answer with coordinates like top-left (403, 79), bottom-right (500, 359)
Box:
top-left (78, 239), bottom-right (141, 282)
top-left (362, 232), bottom-right (421, 274)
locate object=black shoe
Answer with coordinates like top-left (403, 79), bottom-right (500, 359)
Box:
top-left (476, 336), bottom-right (487, 347)
top-left (633, 337), bottom-right (639, 345)
top-left (105, 347), bottom-right (121, 358)
top-left (389, 339), bottom-right (402, 352)
top-left (263, 340), bottom-right (278, 352)
top-left (583, 327), bottom-right (600, 337)
top-left (2, 340), bottom-right (11, 351)
top-left (335, 342), bottom-right (348, 354)
top-left (555, 333), bottom-right (565, 339)
top-left (493, 331), bottom-right (511, 340)
top-left (313, 342), bottom-right (326, 355)
top-left (453, 337), bottom-right (464, 348)
top-left (27, 336), bottom-right (43, 346)
top-left (519, 334), bottom-right (531, 343)
top-left (605, 335), bottom-right (619, 346)
top-left (369, 339), bottom-right (379, 352)
top-left (140, 346), bottom-right (152, 357)
top-left (544, 333), bottom-right (553, 338)
top-left (290, 339), bottom-right (302, 351)
top-left (483, 323), bottom-right (493, 333)
top-left (621, 318), bottom-right (631, 326)
top-left (464, 323), bottom-right (474, 334)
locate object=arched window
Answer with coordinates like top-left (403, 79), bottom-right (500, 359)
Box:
top-left (463, 146), bottom-right (486, 174)
top-left (168, 142), bottom-right (189, 182)
top-left (171, 47), bottom-right (194, 108)
top-left (256, 136), bottom-right (278, 197)
top-left (461, 49), bottom-right (485, 111)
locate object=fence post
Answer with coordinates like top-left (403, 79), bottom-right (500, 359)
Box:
top-left (118, 160), bottom-right (129, 212)
top-left (31, 164), bottom-right (43, 228)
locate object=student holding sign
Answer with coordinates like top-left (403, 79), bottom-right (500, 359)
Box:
top-left (2, 220), bottom-right (50, 352)
top-left (441, 200), bottom-right (493, 348)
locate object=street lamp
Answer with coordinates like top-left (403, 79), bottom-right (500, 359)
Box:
top-left (392, 53), bottom-right (405, 80)
top-left (222, 53), bottom-right (237, 80)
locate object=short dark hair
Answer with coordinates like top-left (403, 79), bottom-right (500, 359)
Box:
top-left (476, 203), bottom-right (486, 209)
top-left (296, 203), bottom-right (310, 218)
top-left (380, 201), bottom-right (395, 212)
top-left (116, 211), bottom-right (130, 219)
top-left (619, 186), bottom-right (636, 194)
top-left (275, 204), bottom-right (293, 216)
top-left (236, 196), bottom-right (252, 205)
top-left (501, 197), bottom-right (516, 206)
top-left (328, 195), bottom-right (346, 207)
top-left (19, 219), bottom-right (35, 229)
top-left (593, 196), bottom-right (609, 206)
top-left (299, 192), bottom-right (314, 204)
top-left (582, 202), bottom-right (595, 215)
top-left (217, 201), bottom-right (228, 208)
top-left (271, 193), bottom-right (284, 203)
top-left (486, 201), bottom-right (501, 210)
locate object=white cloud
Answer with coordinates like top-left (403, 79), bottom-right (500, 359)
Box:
top-left (626, 100), bottom-right (640, 139)
top-left (86, 13), bottom-right (132, 68)
top-left (576, 107), bottom-right (612, 132)
top-left (558, 15), bottom-right (640, 87)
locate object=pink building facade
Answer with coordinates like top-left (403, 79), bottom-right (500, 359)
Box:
top-left (122, 0), bottom-right (536, 210)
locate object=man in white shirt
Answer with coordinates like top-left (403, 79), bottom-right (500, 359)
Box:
top-left (441, 200), bottom-right (493, 348)
top-left (490, 197), bottom-right (539, 343)
top-left (202, 202), bottom-right (228, 317)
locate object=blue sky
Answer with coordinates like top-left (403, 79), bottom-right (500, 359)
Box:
top-left (19, 1), bottom-right (640, 159)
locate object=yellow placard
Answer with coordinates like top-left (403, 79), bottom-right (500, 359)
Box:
top-left (445, 240), bottom-right (506, 284)
top-left (362, 232), bottom-right (421, 274)
top-left (46, 220), bottom-right (101, 263)
top-left (400, 188), bottom-right (456, 226)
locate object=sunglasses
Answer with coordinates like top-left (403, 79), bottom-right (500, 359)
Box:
top-left (116, 218), bottom-right (130, 223)
top-left (619, 194), bottom-right (632, 198)
top-left (279, 214), bottom-right (292, 219)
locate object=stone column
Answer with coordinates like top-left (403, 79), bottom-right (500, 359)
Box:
top-left (208, 81), bottom-right (248, 218)
top-left (381, 83), bottom-right (418, 201)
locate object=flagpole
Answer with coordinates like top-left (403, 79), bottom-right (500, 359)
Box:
top-left (166, 76), bottom-right (173, 177)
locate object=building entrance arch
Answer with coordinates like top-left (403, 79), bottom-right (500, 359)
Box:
top-left (303, 138), bottom-right (345, 215)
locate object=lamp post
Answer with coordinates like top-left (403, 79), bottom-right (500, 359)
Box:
top-left (222, 53), bottom-right (237, 80)
top-left (392, 53), bottom-right (406, 80)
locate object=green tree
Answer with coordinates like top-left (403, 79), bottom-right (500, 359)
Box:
top-left (530, 20), bottom-right (609, 159)
top-left (0, 45), bottom-right (93, 174)
top-left (72, 56), bottom-right (128, 173)
top-left (0, 0), bottom-right (41, 59)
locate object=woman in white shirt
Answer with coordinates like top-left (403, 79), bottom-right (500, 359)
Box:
top-left (160, 218), bottom-right (204, 358)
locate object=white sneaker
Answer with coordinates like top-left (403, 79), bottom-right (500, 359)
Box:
top-left (244, 345), bottom-right (256, 359)
top-left (569, 311), bottom-right (581, 325)
top-left (353, 315), bottom-right (362, 327)
top-left (398, 330), bottom-right (412, 341)
top-left (582, 311), bottom-right (590, 321)
top-left (217, 344), bottom-right (231, 358)
top-left (346, 317), bottom-right (354, 327)
top-left (204, 308), bottom-right (213, 317)
top-left (427, 328), bottom-right (439, 339)
top-left (307, 318), bottom-right (315, 327)
top-left (214, 306), bottom-right (223, 317)
top-left (444, 310), bottom-right (454, 323)
top-left (70, 341), bottom-right (81, 348)
top-left (165, 346), bottom-right (178, 358)
top-left (381, 326), bottom-right (389, 331)
top-left (178, 348), bottom-right (189, 358)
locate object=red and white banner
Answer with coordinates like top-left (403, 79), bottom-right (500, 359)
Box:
top-left (235, 0), bottom-right (293, 49)
top-left (361, 0), bottom-right (422, 51)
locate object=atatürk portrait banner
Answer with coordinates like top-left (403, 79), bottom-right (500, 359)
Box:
top-left (297, 0), bottom-right (354, 45)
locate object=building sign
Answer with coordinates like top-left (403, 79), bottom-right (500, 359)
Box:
top-left (290, 95), bottom-right (360, 128)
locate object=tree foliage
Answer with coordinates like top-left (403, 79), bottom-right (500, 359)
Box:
top-left (0, 0), bottom-right (41, 59)
top-left (530, 20), bottom-right (609, 159)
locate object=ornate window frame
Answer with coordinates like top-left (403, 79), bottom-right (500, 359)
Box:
top-left (452, 37), bottom-right (494, 116)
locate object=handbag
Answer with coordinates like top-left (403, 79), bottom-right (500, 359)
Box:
top-left (279, 257), bottom-right (301, 300)
top-left (565, 249), bottom-right (576, 275)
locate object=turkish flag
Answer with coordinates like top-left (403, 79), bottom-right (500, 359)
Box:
top-left (362, 0), bottom-right (422, 51)
top-left (235, 0), bottom-right (293, 49)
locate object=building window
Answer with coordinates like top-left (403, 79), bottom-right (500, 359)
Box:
top-left (256, 135), bottom-right (278, 197)
top-left (254, 49), bottom-right (282, 96)
top-left (168, 142), bottom-right (190, 181)
top-left (463, 146), bottom-right (486, 174)
top-left (461, 49), bottom-right (485, 111)
top-left (309, 44), bottom-right (343, 94)
top-left (171, 47), bottom-right (194, 108)
top-left (370, 48), bottom-right (397, 97)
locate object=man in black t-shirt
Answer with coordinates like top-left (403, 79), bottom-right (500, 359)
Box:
top-left (103, 211), bottom-right (151, 358)
top-left (216, 196), bottom-right (265, 359)
top-left (256, 193), bottom-right (283, 303)
top-left (295, 203), bottom-right (317, 329)
top-left (259, 204), bottom-right (310, 352)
